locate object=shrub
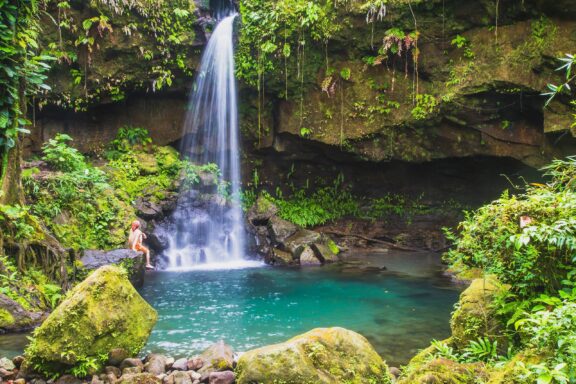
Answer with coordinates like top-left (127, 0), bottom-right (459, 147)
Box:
top-left (444, 157), bottom-right (576, 299)
top-left (41, 134), bottom-right (86, 172)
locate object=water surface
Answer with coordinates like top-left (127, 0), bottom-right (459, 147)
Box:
top-left (140, 254), bottom-right (460, 366)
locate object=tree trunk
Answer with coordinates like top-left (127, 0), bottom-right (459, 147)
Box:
top-left (0, 78), bottom-right (25, 206)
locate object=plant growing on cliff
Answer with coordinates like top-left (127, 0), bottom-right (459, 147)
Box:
top-left (107, 126), bottom-right (153, 158)
top-left (543, 54), bottom-right (575, 107)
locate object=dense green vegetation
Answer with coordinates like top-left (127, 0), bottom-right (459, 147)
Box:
top-left (422, 156), bottom-right (576, 383)
top-left (0, 0), bottom-right (576, 383)
top-left (38, 0), bottom-right (198, 110)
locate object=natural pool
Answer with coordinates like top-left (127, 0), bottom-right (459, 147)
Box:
top-left (0, 252), bottom-right (461, 366)
top-left (139, 252), bottom-right (461, 366)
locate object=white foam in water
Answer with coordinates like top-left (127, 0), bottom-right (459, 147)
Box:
top-left (164, 12), bottom-right (251, 270)
top-left (163, 260), bottom-right (264, 272)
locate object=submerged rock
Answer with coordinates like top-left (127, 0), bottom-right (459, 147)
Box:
top-left (236, 327), bottom-right (391, 384)
top-left (24, 266), bottom-right (157, 375)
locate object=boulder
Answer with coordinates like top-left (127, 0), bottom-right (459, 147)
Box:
top-left (12, 356), bottom-right (24, 369)
top-left (397, 358), bottom-right (488, 384)
top-left (24, 266), bottom-right (157, 376)
top-left (109, 348), bottom-right (130, 366)
top-left (117, 373), bottom-right (162, 384)
top-left (450, 276), bottom-right (509, 349)
top-left (267, 217), bottom-right (298, 245)
top-left (104, 366), bottom-right (121, 378)
top-left (208, 371), bottom-right (235, 384)
top-left (0, 368), bottom-right (15, 380)
top-left (0, 294), bottom-right (45, 332)
top-left (145, 354), bottom-right (167, 376)
top-left (299, 246), bottom-right (322, 266)
top-left (268, 248), bottom-right (295, 266)
top-left (123, 367), bottom-right (143, 375)
top-left (247, 195), bottom-right (278, 225)
top-left (186, 357), bottom-right (203, 371)
top-left (284, 230), bottom-right (321, 259)
top-left (311, 238), bottom-right (340, 263)
top-left (135, 200), bottom-right (164, 220)
top-left (81, 249), bottom-right (146, 288)
top-left (236, 327), bottom-right (391, 384)
top-left (170, 371), bottom-right (191, 384)
top-left (198, 341), bottom-right (234, 374)
top-left (171, 358), bottom-right (188, 371)
top-left (0, 357), bottom-right (16, 371)
top-left (120, 358), bottom-right (144, 371)
top-left (55, 375), bottom-right (83, 384)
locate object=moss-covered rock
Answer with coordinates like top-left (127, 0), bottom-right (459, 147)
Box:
top-left (486, 350), bottom-right (543, 384)
top-left (450, 276), bottom-right (509, 350)
top-left (25, 265), bottom-right (157, 376)
top-left (398, 357), bottom-right (488, 384)
top-left (135, 153), bottom-right (160, 175)
top-left (235, 327), bottom-right (391, 384)
top-left (0, 294), bottom-right (45, 333)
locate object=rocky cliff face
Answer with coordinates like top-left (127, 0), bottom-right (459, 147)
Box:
top-left (32, 0), bottom-right (576, 172)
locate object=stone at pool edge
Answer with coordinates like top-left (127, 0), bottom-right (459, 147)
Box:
top-left (198, 341), bottom-right (234, 374)
top-left (80, 249), bottom-right (146, 288)
top-left (208, 371), bottom-right (235, 384)
top-left (0, 356), bottom-right (16, 371)
top-left (235, 327), bottom-right (391, 384)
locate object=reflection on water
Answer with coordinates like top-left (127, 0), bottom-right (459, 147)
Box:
top-left (139, 254), bottom-right (460, 366)
top-left (0, 253), bottom-right (461, 366)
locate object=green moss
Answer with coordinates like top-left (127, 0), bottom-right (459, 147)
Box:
top-left (25, 266), bottom-right (157, 377)
top-left (327, 240), bottom-right (340, 255)
top-left (0, 308), bottom-right (15, 328)
top-left (236, 327), bottom-right (391, 384)
top-left (398, 358), bottom-right (488, 384)
top-left (450, 276), bottom-right (509, 350)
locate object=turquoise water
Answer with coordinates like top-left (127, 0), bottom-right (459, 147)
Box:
top-left (139, 259), bottom-right (460, 366)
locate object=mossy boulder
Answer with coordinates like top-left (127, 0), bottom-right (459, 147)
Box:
top-left (398, 358), bottom-right (488, 384)
top-left (450, 276), bottom-right (509, 349)
top-left (0, 294), bottom-right (45, 332)
top-left (25, 265), bottom-right (157, 375)
top-left (198, 341), bottom-right (234, 374)
top-left (486, 350), bottom-right (544, 384)
top-left (235, 327), bottom-right (391, 384)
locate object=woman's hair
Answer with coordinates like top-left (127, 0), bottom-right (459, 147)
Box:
top-left (131, 220), bottom-right (140, 231)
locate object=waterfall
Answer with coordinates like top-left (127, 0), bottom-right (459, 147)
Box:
top-left (163, 13), bottom-right (248, 269)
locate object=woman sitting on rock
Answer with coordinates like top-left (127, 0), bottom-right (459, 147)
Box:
top-left (129, 220), bottom-right (154, 270)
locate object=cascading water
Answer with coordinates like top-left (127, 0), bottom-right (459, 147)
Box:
top-left (162, 12), bottom-right (248, 269)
